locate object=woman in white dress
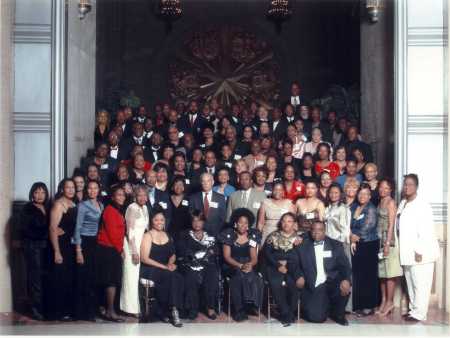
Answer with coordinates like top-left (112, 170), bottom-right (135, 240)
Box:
top-left (120, 184), bottom-right (149, 316)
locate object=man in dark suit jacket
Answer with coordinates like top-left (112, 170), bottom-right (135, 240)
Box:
top-left (144, 170), bottom-right (172, 230)
top-left (177, 100), bottom-right (207, 143)
top-left (271, 107), bottom-right (289, 141)
top-left (118, 121), bottom-right (150, 161)
top-left (289, 221), bottom-right (351, 326)
top-left (189, 172), bottom-right (226, 237)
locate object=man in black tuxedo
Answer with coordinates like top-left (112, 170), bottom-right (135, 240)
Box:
top-left (188, 172), bottom-right (226, 237)
top-left (118, 121), bottom-right (149, 161)
top-left (271, 107), bottom-right (289, 141)
top-left (343, 126), bottom-right (373, 163)
top-left (145, 170), bottom-right (172, 230)
top-left (178, 100), bottom-right (207, 143)
top-left (290, 221), bottom-right (351, 326)
top-left (146, 132), bottom-right (163, 163)
top-left (283, 82), bottom-right (306, 114)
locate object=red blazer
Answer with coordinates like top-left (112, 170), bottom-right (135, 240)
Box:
top-left (284, 180), bottom-right (305, 202)
top-left (314, 162), bottom-right (340, 180)
top-left (97, 204), bottom-right (126, 253)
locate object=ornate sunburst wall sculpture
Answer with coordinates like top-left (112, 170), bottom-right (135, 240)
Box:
top-left (169, 26), bottom-right (280, 109)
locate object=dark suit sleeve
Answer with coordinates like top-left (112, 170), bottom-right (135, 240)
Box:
top-left (288, 247), bottom-right (304, 281)
top-left (263, 241), bottom-right (281, 268)
top-left (334, 241), bottom-right (352, 282)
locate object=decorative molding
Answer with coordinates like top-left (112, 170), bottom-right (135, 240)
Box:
top-left (13, 112), bottom-right (51, 132)
top-left (394, 0), bottom-right (409, 195)
top-left (50, 0), bottom-right (66, 194)
top-left (431, 202), bottom-right (448, 225)
top-left (408, 114), bottom-right (448, 134)
top-left (408, 27), bottom-right (445, 46)
top-left (13, 23), bottom-right (51, 44)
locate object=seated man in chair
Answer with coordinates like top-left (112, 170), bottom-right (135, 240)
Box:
top-left (289, 221), bottom-right (351, 326)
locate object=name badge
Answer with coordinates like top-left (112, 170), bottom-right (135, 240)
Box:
top-left (182, 200), bottom-right (189, 206)
top-left (209, 201), bottom-right (218, 208)
top-left (159, 201), bottom-right (167, 209)
top-left (253, 202), bottom-right (261, 209)
top-left (356, 214), bottom-right (365, 221)
top-left (194, 251), bottom-right (206, 259)
top-left (225, 162), bottom-right (232, 168)
top-left (185, 179), bottom-right (190, 184)
top-left (323, 251), bottom-right (332, 258)
top-left (249, 239), bottom-right (257, 248)
top-left (200, 144), bottom-right (206, 148)
top-left (306, 212), bottom-right (315, 220)
top-left (197, 127), bottom-right (201, 132)
top-left (264, 190), bottom-right (272, 196)
top-left (234, 154), bottom-right (242, 160)
top-left (101, 191), bottom-right (108, 196)
top-left (256, 161), bottom-right (265, 166)
top-left (100, 163), bottom-right (109, 170)
top-left (296, 186), bottom-right (302, 191)
top-left (178, 131), bottom-right (184, 138)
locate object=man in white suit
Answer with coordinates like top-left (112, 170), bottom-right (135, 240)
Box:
top-left (397, 174), bottom-right (440, 322)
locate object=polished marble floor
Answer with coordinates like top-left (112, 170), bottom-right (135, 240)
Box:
top-left (1, 306), bottom-right (449, 336)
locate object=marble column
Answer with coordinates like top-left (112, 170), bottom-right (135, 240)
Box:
top-left (0, 0), bottom-right (14, 312)
top-left (66, 0), bottom-right (96, 175)
top-left (360, 0), bottom-right (395, 177)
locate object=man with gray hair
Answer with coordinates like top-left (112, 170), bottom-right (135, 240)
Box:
top-left (188, 172), bottom-right (226, 237)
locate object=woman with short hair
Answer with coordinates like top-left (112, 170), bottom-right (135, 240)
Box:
top-left (120, 184), bottom-right (149, 317)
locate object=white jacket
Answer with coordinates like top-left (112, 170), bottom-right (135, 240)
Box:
top-left (396, 196), bottom-right (440, 266)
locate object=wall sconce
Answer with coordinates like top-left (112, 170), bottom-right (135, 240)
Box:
top-left (366, 0), bottom-right (382, 23)
top-left (78, 0), bottom-right (92, 20)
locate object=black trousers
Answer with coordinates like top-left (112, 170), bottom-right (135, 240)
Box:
top-left (75, 236), bottom-right (98, 320)
top-left (266, 267), bottom-right (299, 320)
top-left (183, 264), bottom-right (219, 314)
top-left (46, 237), bottom-right (75, 320)
top-left (24, 240), bottom-right (47, 315)
top-left (227, 270), bottom-right (263, 314)
top-left (301, 280), bottom-right (348, 323)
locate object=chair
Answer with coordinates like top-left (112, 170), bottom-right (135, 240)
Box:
top-left (139, 278), bottom-right (156, 322)
top-left (265, 279), bottom-right (301, 323)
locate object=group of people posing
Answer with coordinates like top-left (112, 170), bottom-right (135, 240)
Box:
top-left (19, 82), bottom-right (440, 327)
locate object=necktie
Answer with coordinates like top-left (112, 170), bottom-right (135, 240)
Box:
top-left (241, 191), bottom-right (248, 206)
top-left (190, 115), bottom-right (194, 127)
top-left (203, 192), bottom-right (209, 217)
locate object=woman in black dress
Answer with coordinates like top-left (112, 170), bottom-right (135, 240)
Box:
top-left (218, 208), bottom-right (263, 322)
top-left (21, 182), bottom-right (50, 320)
top-left (168, 176), bottom-right (191, 239)
top-left (176, 210), bottom-right (219, 320)
top-left (140, 208), bottom-right (184, 327)
top-left (264, 212), bottom-right (302, 326)
top-left (47, 178), bottom-right (77, 321)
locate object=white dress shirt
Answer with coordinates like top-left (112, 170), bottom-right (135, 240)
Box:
top-left (272, 120), bottom-right (280, 131)
top-left (286, 116), bottom-right (295, 123)
top-left (133, 136), bottom-right (144, 145)
top-left (110, 146), bottom-right (119, 159)
top-left (202, 191), bottom-right (213, 204)
top-left (291, 96), bottom-right (301, 106)
top-left (314, 242), bottom-right (327, 287)
top-left (397, 196), bottom-right (440, 266)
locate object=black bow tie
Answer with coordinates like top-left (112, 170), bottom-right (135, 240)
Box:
top-left (314, 240), bottom-right (324, 246)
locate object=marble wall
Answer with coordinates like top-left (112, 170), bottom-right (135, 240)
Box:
top-left (13, 0), bottom-right (52, 200)
top-left (66, 0), bottom-right (96, 175)
top-left (0, 0), bottom-right (14, 313)
top-left (395, 0), bottom-right (449, 310)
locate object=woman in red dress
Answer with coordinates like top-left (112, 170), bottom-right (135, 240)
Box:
top-left (282, 164), bottom-right (305, 202)
top-left (314, 142), bottom-right (340, 180)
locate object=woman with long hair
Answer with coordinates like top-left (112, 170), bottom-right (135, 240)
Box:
top-left (73, 180), bottom-right (103, 321)
top-left (21, 182), bottom-right (50, 320)
top-left (47, 178), bottom-right (77, 321)
top-left (376, 179), bottom-right (403, 316)
top-left (140, 208), bottom-right (184, 327)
